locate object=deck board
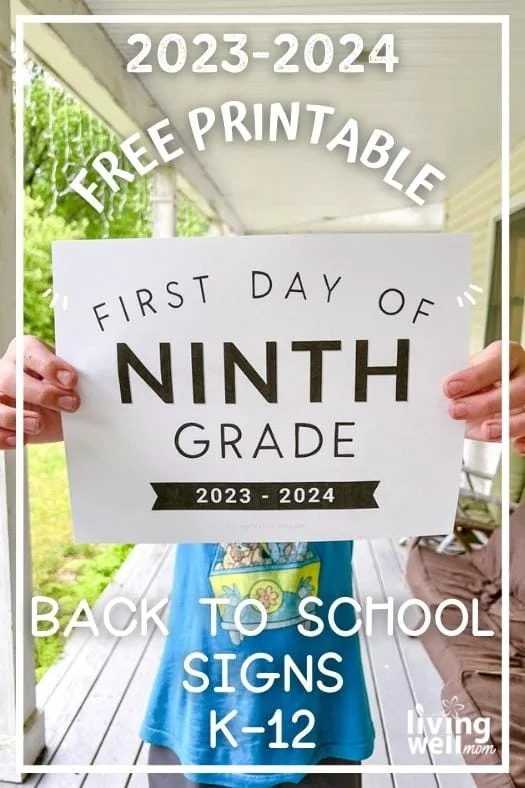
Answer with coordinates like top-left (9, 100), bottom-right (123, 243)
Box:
top-left (35, 547), bottom-right (174, 788)
top-left (35, 544), bottom-right (167, 710)
top-left (369, 539), bottom-right (474, 788)
top-left (353, 540), bottom-right (437, 788)
top-left (26, 545), bottom-right (173, 788)
top-left (81, 619), bottom-right (169, 786)
top-left (353, 580), bottom-right (395, 788)
top-left (25, 540), bottom-right (475, 786)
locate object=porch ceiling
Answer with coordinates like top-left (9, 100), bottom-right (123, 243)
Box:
top-left (19, 1), bottom-right (525, 232)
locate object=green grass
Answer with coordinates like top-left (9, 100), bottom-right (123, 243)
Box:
top-left (28, 443), bottom-right (133, 681)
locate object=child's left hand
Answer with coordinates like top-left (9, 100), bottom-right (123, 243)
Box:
top-left (443, 340), bottom-right (525, 455)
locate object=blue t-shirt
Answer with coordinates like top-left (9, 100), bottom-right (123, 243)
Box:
top-left (141, 541), bottom-right (374, 787)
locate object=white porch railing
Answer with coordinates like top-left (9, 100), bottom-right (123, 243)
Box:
top-left (0, 2), bottom-right (46, 782)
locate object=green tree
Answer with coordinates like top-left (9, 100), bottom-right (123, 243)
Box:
top-left (24, 61), bottom-right (152, 239)
top-left (24, 61), bottom-right (208, 239)
top-left (177, 194), bottom-right (209, 237)
top-left (23, 61), bottom-right (209, 341)
top-left (24, 195), bottom-right (87, 344)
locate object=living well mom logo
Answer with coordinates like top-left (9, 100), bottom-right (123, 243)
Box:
top-left (407, 698), bottom-right (496, 757)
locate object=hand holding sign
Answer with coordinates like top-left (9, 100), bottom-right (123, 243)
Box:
top-left (0, 336), bottom-right (79, 446)
top-left (3, 336), bottom-right (520, 454)
top-left (444, 340), bottom-right (525, 448)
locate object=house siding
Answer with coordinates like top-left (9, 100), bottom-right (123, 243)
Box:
top-left (445, 137), bottom-right (525, 354)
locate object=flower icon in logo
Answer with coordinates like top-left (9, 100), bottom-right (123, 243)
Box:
top-left (442, 696), bottom-right (465, 719)
top-left (255, 584), bottom-right (279, 610)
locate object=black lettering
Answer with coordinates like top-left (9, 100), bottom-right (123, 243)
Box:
top-left (412, 298), bottom-right (435, 324)
top-left (193, 275), bottom-right (209, 303)
top-left (334, 422), bottom-right (355, 458)
top-left (295, 423), bottom-right (323, 458)
top-left (174, 422), bottom-right (209, 458)
top-left (221, 423), bottom-right (242, 458)
top-left (252, 423), bottom-right (284, 459)
top-left (136, 288), bottom-right (157, 317)
top-left (379, 288), bottom-right (405, 316)
top-left (191, 343), bottom-right (205, 404)
top-left (323, 274), bottom-right (342, 304)
top-left (117, 342), bottom-right (173, 403)
top-left (291, 340), bottom-right (342, 403)
top-left (224, 342), bottom-right (277, 403)
top-left (252, 270), bottom-right (273, 299)
top-left (93, 303), bottom-right (109, 332)
top-left (354, 339), bottom-right (410, 402)
top-left (166, 281), bottom-right (183, 309)
top-left (285, 272), bottom-right (307, 300)
top-left (118, 296), bottom-right (130, 322)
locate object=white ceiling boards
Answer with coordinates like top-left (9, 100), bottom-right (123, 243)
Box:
top-left (17, 1), bottom-right (523, 233)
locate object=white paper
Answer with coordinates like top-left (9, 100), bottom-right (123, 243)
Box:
top-left (53, 234), bottom-right (470, 544)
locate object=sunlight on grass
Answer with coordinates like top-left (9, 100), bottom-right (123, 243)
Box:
top-left (28, 443), bottom-right (133, 681)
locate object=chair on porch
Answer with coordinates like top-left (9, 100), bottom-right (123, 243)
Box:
top-left (406, 454), bottom-right (520, 556)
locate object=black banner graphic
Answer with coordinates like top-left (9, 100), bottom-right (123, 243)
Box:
top-left (151, 481), bottom-right (379, 511)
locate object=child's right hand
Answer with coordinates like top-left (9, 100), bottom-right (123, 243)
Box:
top-left (0, 336), bottom-right (80, 449)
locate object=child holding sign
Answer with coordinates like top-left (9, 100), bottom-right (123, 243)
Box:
top-left (1, 336), bottom-right (523, 787)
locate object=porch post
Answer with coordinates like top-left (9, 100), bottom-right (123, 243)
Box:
top-left (0, 3), bottom-right (46, 782)
top-left (152, 167), bottom-right (178, 237)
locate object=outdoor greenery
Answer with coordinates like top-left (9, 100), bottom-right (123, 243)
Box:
top-left (24, 61), bottom-right (208, 678)
top-left (24, 61), bottom-right (208, 344)
top-left (29, 443), bottom-right (133, 680)
top-left (24, 195), bottom-right (87, 346)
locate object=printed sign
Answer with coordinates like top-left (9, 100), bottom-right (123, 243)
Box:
top-left (53, 234), bottom-right (470, 543)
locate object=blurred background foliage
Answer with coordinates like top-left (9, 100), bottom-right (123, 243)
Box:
top-left (24, 59), bottom-right (208, 344)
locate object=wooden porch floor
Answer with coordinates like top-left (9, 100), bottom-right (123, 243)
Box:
top-left (18, 541), bottom-right (475, 788)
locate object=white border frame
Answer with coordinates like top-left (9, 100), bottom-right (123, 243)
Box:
top-left (14, 12), bottom-right (510, 777)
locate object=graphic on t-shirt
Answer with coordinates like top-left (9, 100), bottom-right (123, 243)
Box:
top-left (209, 542), bottom-right (321, 645)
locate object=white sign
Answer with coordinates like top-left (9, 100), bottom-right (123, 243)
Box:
top-left (53, 234), bottom-right (470, 544)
